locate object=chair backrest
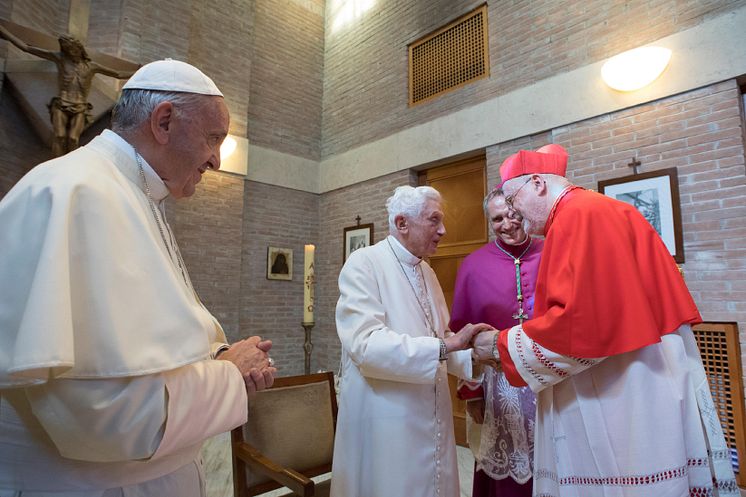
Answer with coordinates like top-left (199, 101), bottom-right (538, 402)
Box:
top-left (232, 371), bottom-right (337, 496)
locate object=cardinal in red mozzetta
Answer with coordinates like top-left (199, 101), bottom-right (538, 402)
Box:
top-left (470, 144), bottom-right (737, 497)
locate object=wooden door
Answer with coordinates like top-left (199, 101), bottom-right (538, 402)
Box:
top-left (419, 155), bottom-right (487, 446)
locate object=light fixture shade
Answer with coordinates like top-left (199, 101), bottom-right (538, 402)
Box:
top-left (601, 46), bottom-right (672, 92)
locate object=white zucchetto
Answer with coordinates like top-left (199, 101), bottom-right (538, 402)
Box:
top-left (122, 59), bottom-right (223, 97)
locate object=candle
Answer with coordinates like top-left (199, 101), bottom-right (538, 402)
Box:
top-left (303, 244), bottom-right (315, 323)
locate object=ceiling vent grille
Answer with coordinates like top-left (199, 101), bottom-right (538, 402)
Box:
top-left (408, 5), bottom-right (489, 105)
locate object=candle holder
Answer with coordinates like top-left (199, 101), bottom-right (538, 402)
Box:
top-left (302, 321), bottom-right (315, 374)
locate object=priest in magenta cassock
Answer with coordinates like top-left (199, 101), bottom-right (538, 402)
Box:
top-left (332, 185), bottom-right (491, 497)
top-left (450, 188), bottom-right (542, 497)
top-left (472, 144), bottom-right (738, 497)
top-left (0, 60), bottom-right (275, 496)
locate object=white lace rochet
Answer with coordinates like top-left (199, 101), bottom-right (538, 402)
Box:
top-left (476, 367), bottom-right (536, 484)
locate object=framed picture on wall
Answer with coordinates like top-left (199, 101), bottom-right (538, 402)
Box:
top-left (343, 223), bottom-right (374, 263)
top-left (598, 167), bottom-right (685, 263)
top-left (267, 246), bottom-right (293, 280)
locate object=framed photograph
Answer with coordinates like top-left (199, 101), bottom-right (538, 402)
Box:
top-left (598, 167), bottom-right (684, 263)
top-left (267, 246), bottom-right (293, 280)
top-left (343, 223), bottom-right (374, 263)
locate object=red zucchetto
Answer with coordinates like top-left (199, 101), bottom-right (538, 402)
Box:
top-left (498, 143), bottom-right (569, 187)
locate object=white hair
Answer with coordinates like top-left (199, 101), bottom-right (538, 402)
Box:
top-left (386, 185), bottom-right (442, 233)
top-left (110, 89), bottom-right (206, 132)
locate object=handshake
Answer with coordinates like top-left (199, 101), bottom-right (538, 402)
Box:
top-left (444, 323), bottom-right (501, 368)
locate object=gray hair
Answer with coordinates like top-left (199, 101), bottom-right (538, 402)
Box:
top-left (483, 187), bottom-right (505, 217)
top-left (386, 185), bottom-right (442, 233)
top-left (110, 89), bottom-right (206, 132)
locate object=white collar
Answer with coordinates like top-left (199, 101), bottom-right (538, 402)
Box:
top-left (387, 235), bottom-right (422, 266)
top-left (102, 130), bottom-right (169, 202)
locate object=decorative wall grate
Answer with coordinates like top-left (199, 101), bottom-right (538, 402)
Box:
top-left (408, 4), bottom-right (489, 105)
top-left (692, 322), bottom-right (746, 486)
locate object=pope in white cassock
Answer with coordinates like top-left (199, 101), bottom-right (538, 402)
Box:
top-left (0, 60), bottom-right (275, 496)
top-left (331, 185), bottom-right (492, 497)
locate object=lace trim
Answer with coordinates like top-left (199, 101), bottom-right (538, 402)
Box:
top-left (569, 356), bottom-right (597, 367)
top-left (690, 479), bottom-right (739, 497)
top-left (515, 328), bottom-right (547, 386)
top-left (534, 465), bottom-right (738, 494)
top-left (714, 478), bottom-right (739, 493)
top-left (535, 465), bottom-right (689, 486)
top-left (476, 369), bottom-right (535, 483)
top-left (530, 339), bottom-right (567, 378)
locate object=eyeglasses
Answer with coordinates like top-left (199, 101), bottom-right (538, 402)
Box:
top-left (504, 177), bottom-right (532, 209)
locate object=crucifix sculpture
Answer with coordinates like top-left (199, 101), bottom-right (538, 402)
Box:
top-left (0, 19), bottom-right (139, 156)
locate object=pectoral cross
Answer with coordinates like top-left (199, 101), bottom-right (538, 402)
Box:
top-left (512, 258), bottom-right (529, 323)
top-left (512, 302), bottom-right (528, 323)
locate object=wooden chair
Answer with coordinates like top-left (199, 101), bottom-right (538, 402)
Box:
top-left (231, 371), bottom-right (337, 497)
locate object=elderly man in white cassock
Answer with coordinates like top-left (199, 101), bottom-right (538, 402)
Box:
top-left (0, 60), bottom-right (276, 496)
top-left (331, 185), bottom-right (492, 497)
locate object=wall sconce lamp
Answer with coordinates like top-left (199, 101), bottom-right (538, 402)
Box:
top-left (217, 134), bottom-right (248, 176)
top-left (601, 46), bottom-right (672, 91)
top-left (220, 135), bottom-right (238, 160)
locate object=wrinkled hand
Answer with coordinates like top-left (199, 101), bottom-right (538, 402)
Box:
top-left (472, 329), bottom-right (501, 369)
top-left (445, 323), bottom-right (494, 353)
top-left (219, 336), bottom-right (276, 393)
top-left (465, 399), bottom-right (485, 424)
top-left (244, 367), bottom-right (276, 395)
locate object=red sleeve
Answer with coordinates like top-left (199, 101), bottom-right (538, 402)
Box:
top-left (497, 328), bottom-right (527, 387)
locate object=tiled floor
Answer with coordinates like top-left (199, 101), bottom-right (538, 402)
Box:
top-left (202, 433), bottom-right (476, 497)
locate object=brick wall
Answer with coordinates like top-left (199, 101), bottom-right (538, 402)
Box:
top-left (6, 0), bottom-right (67, 39)
top-left (486, 79), bottom-right (746, 398)
top-left (239, 180), bottom-right (319, 376)
top-left (249, 0), bottom-right (324, 160)
top-left (0, 85), bottom-right (50, 198)
top-left (0, 1), bottom-right (12, 24)
top-left (321, 0), bottom-right (746, 158)
top-left (86, 0), bottom-right (124, 57)
top-left (188, 0), bottom-right (253, 138)
top-left (2, 0), bottom-right (745, 396)
top-left (168, 171), bottom-right (246, 340)
top-left (314, 169), bottom-right (417, 371)
top-left (119, 0), bottom-right (191, 62)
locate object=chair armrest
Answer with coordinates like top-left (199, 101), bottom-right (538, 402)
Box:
top-left (233, 440), bottom-right (314, 496)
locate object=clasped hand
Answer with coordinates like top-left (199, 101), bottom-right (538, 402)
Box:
top-left (445, 324), bottom-right (501, 369)
top-left (218, 336), bottom-right (277, 394)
